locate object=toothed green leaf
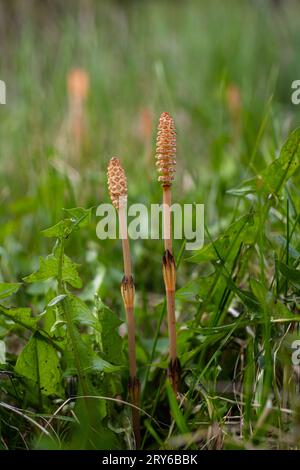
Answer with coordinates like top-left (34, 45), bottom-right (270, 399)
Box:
top-left (23, 254), bottom-right (82, 288)
top-left (0, 282), bottom-right (21, 300)
top-left (15, 332), bottom-right (62, 396)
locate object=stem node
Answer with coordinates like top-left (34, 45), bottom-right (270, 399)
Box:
top-left (167, 357), bottom-right (181, 396)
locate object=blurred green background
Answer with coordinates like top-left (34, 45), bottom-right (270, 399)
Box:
top-left (0, 0), bottom-right (300, 305)
top-left (1, 0), bottom-right (300, 450)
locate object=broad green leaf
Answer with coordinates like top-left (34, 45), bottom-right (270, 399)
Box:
top-left (0, 305), bottom-right (37, 329)
top-left (264, 127), bottom-right (300, 195)
top-left (95, 297), bottom-right (124, 365)
top-left (187, 213), bottom-right (256, 264)
top-left (64, 329), bottom-right (121, 376)
top-left (15, 332), bottom-right (62, 396)
top-left (67, 295), bottom-right (96, 327)
top-left (63, 207), bottom-right (92, 228)
top-left (47, 295), bottom-right (95, 336)
top-left (272, 301), bottom-right (299, 322)
top-left (23, 253), bottom-right (82, 288)
top-left (228, 127), bottom-right (300, 197)
top-left (278, 261), bottom-right (300, 287)
top-left (176, 280), bottom-right (201, 301)
top-left (62, 295), bottom-right (123, 377)
top-left (176, 275), bottom-right (215, 301)
top-left (0, 282), bottom-right (21, 300)
top-left (48, 293), bottom-right (99, 332)
top-left (250, 278), bottom-right (270, 306)
top-left (250, 278), bottom-right (296, 321)
top-left (42, 207), bottom-right (92, 239)
top-left (42, 220), bottom-right (73, 238)
top-left (222, 273), bottom-right (260, 311)
top-left (44, 297), bottom-right (67, 336)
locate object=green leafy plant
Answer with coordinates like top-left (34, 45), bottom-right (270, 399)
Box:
top-left (0, 208), bottom-right (127, 449)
